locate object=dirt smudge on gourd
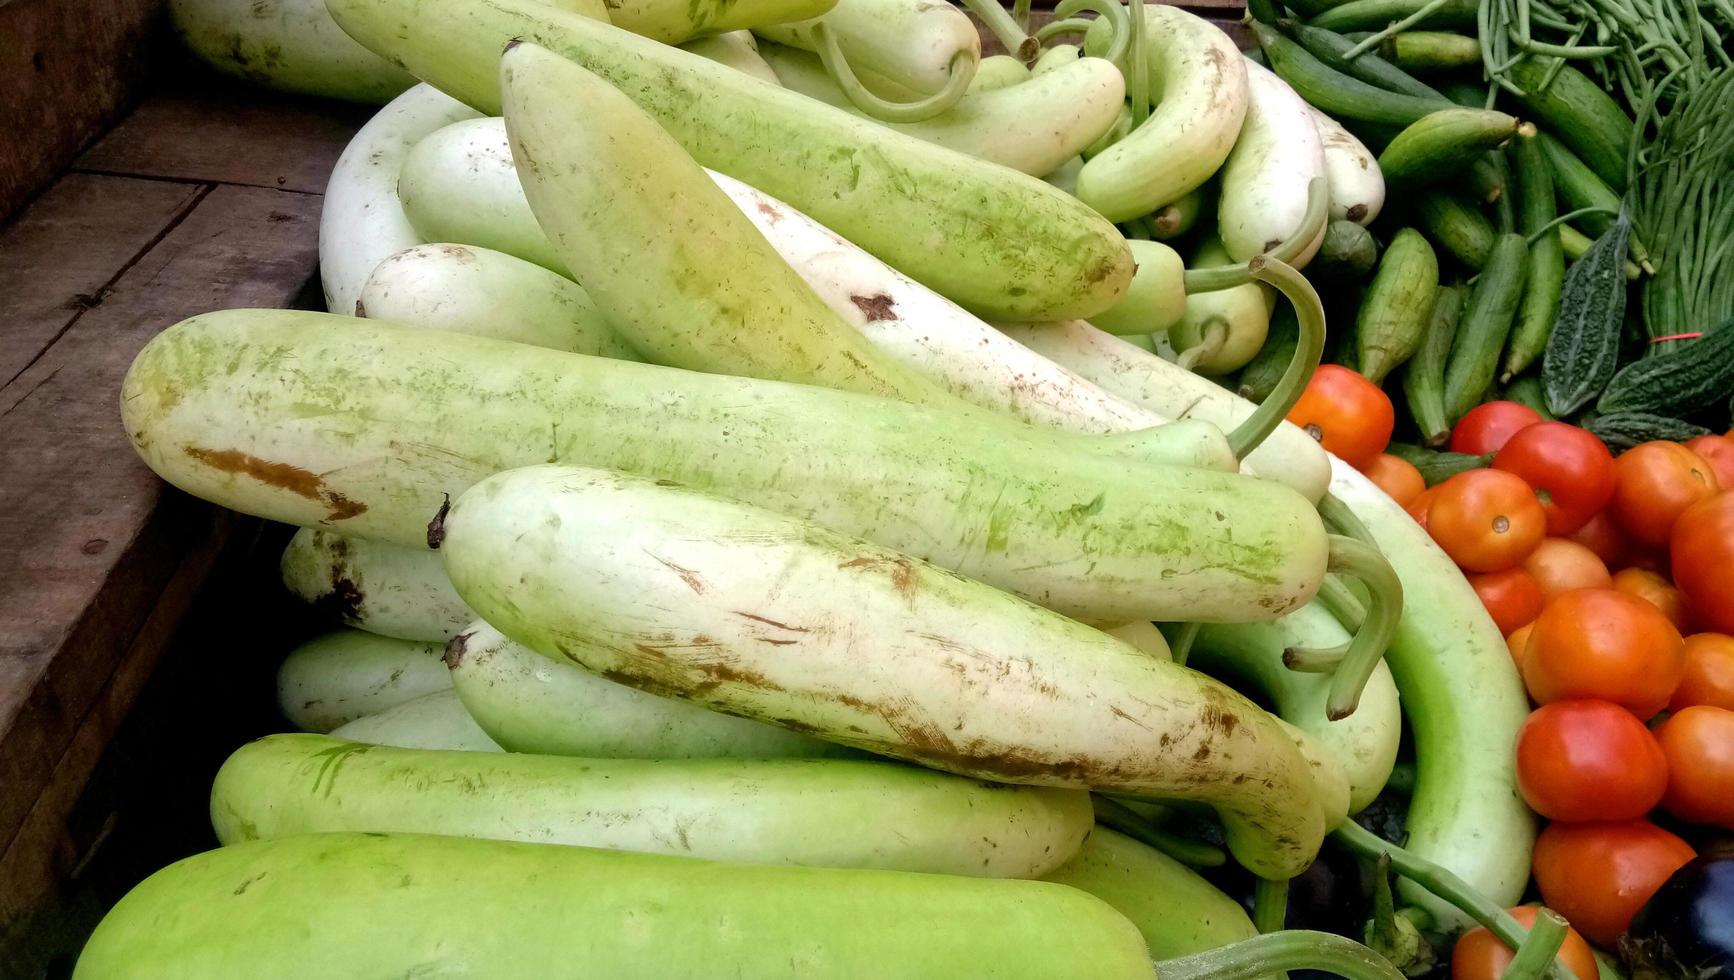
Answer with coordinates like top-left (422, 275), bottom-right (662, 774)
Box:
top-left (849, 293), bottom-right (897, 321)
top-left (837, 555), bottom-right (919, 599)
top-left (184, 447), bottom-right (367, 521)
top-left (732, 611), bottom-right (808, 632)
top-left (648, 553), bottom-right (708, 594)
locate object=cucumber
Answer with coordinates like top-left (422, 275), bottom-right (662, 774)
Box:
top-left (1282, 22), bottom-right (1446, 100)
top-left (1542, 214), bottom-right (1630, 416)
top-left (1041, 829), bottom-right (1258, 959)
top-left (167, 0), bottom-right (418, 103)
top-left (1379, 31), bottom-right (1481, 72)
top-left (440, 464), bottom-right (1339, 879)
top-left (1536, 132), bottom-right (1652, 267)
top-left (1308, 0), bottom-right (1479, 33)
top-left (1218, 61), bottom-right (1328, 263)
top-left (968, 54), bottom-right (1030, 92)
top-left (1598, 319), bottom-right (1734, 416)
top-left (501, 43), bottom-right (959, 408)
top-left (1443, 233), bottom-right (1531, 421)
top-left (1310, 219), bottom-right (1380, 283)
top-left (679, 31), bottom-right (783, 85)
top-left (1311, 107), bottom-right (1386, 225)
top-left (326, 689), bottom-right (503, 751)
top-left (74, 833), bottom-right (1159, 979)
top-left (1588, 412), bottom-right (1715, 451)
top-left (1075, 5), bottom-right (1250, 222)
top-left (214, 733), bottom-right (1092, 877)
top-left (1461, 154), bottom-right (1508, 207)
top-left (1506, 59), bottom-right (1634, 191)
top-left (1415, 190), bottom-right (1494, 269)
top-left (1377, 109), bottom-right (1522, 194)
top-left (325, 0), bottom-right (1131, 321)
top-left (1356, 228), bottom-right (1439, 385)
top-left (357, 243), bottom-right (640, 359)
top-left (753, 0), bottom-right (979, 96)
top-left (1255, 23), bottom-right (1450, 126)
top-left (275, 630), bottom-right (450, 733)
top-left (1382, 441), bottom-right (1490, 485)
top-left (279, 528), bottom-right (474, 642)
top-left (1169, 238), bottom-right (1277, 376)
top-left (1402, 284), bottom-right (1466, 445)
top-left (124, 311), bottom-right (1329, 625)
top-left (318, 84), bottom-right (479, 315)
top-left (1236, 303), bottom-right (1299, 403)
top-left (1503, 130), bottom-right (1564, 381)
top-left (608, 0), bottom-right (833, 44)
top-left (1089, 240), bottom-right (1187, 336)
top-left (1499, 375), bottom-right (1555, 421)
top-left (448, 621), bottom-right (854, 759)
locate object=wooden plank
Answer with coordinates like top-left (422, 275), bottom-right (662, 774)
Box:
top-left (0, 182), bottom-right (323, 872)
top-left (77, 80), bottom-right (372, 194)
top-left (0, 0), bottom-right (163, 221)
top-left (0, 174), bottom-right (205, 390)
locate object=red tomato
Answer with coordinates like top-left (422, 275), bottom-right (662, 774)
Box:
top-left (1611, 567), bottom-right (1695, 633)
top-left (1361, 453), bottom-right (1426, 507)
top-left (1450, 906), bottom-right (1598, 980)
top-left (1655, 705), bottom-right (1734, 828)
top-left (1685, 434), bottom-right (1734, 489)
top-left (1532, 820), bottom-right (1696, 946)
top-left (1287, 365), bottom-right (1395, 468)
top-left (1469, 568), bottom-right (1545, 635)
top-left (1427, 470), bottom-right (1547, 572)
top-left (1406, 485), bottom-right (1439, 530)
top-left (1522, 588), bottom-right (1686, 718)
top-left (1566, 511), bottom-right (1628, 568)
top-left (1492, 422), bottom-right (1617, 534)
top-left (1507, 622), bottom-right (1535, 668)
top-left (1673, 633), bottom-right (1734, 711)
top-left (1516, 700), bottom-right (1668, 822)
top-left (1671, 491), bottom-right (1734, 635)
top-left (1450, 401), bottom-right (1542, 456)
top-left (1521, 538), bottom-right (1612, 601)
top-left (1611, 441), bottom-right (1721, 547)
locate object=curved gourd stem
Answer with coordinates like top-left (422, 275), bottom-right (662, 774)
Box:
top-left (1322, 535), bottom-right (1402, 720)
top-left (1316, 574), bottom-right (1370, 632)
top-left (1183, 179), bottom-right (1329, 293)
top-left (1053, 0), bottom-right (1131, 65)
top-left (1334, 821), bottom-right (1579, 980)
top-left (1166, 620), bottom-right (1202, 667)
top-left (813, 23), bottom-right (975, 122)
top-left (1227, 255), bottom-right (1324, 460)
top-left (1012, 0), bottom-right (1031, 32)
top-left (1153, 930), bottom-right (1405, 980)
top-left (958, 0), bottom-right (1040, 62)
top-left (1034, 16), bottom-right (1097, 41)
top-left (1502, 910), bottom-right (1569, 980)
top-left (1174, 320), bottom-right (1228, 371)
top-left (1252, 876), bottom-right (1289, 934)
top-left (1128, 0), bottom-right (1150, 126)
top-left (1092, 795), bottom-right (1227, 867)
top-left (1282, 641), bottom-right (1349, 672)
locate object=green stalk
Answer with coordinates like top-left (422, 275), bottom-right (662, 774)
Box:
top-left (1502, 909), bottom-right (1569, 980)
top-left (1323, 536), bottom-right (1402, 720)
top-left (1228, 256), bottom-right (1324, 459)
top-left (1154, 931), bottom-right (1404, 980)
top-left (1282, 642), bottom-right (1349, 672)
top-left (1184, 179), bottom-right (1328, 293)
top-left (1128, 0), bottom-right (1149, 127)
top-left (956, 0), bottom-right (1038, 62)
top-left (1341, 0), bottom-right (1453, 59)
top-left (1252, 877), bottom-right (1290, 934)
top-left (1316, 575), bottom-right (1370, 632)
top-left (812, 23), bottom-right (973, 122)
top-left (1091, 795), bottom-right (1227, 867)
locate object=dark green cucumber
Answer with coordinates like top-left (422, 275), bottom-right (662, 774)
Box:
top-left (1536, 133), bottom-right (1651, 268)
top-left (1440, 80), bottom-right (1486, 108)
top-left (1379, 110), bottom-right (1523, 195)
top-left (1380, 31), bottom-right (1481, 72)
top-left (1541, 215), bottom-right (1630, 416)
top-left (1309, 0), bottom-right (1479, 33)
top-left (1500, 375), bottom-right (1555, 421)
top-left (1503, 131), bottom-right (1563, 381)
top-left (1415, 191), bottom-right (1494, 269)
top-left (1356, 228), bottom-right (1439, 384)
top-left (1597, 318), bottom-right (1734, 416)
top-left (1311, 219), bottom-right (1381, 283)
top-left (1588, 412), bottom-right (1714, 451)
top-left (1403, 284), bottom-right (1466, 444)
top-left (1255, 23), bottom-right (1451, 127)
top-left (1384, 442), bottom-right (1491, 485)
top-left (1459, 155), bottom-right (1506, 205)
top-left (1236, 302), bottom-right (1300, 404)
top-left (1281, 22), bottom-right (1446, 100)
top-left (1443, 233), bottom-right (1530, 421)
top-left (1506, 59), bottom-right (1634, 192)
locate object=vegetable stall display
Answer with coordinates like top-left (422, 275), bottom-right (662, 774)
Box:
top-left (69, 0), bottom-right (1734, 975)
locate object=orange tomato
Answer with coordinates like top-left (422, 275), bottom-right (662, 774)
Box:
top-left (1450, 906), bottom-right (1597, 980)
top-left (1360, 453), bottom-right (1426, 507)
top-left (1670, 491), bottom-right (1734, 635)
top-left (1532, 820), bottom-right (1696, 946)
top-left (1516, 700), bottom-right (1668, 822)
top-left (1521, 538), bottom-right (1611, 601)
top-left (1427, 470), bottom-right (1547, 572)
top-left (1673, 633), bottom-right (1734, 711)
top-left (1286, 365), bottom-right (1395, 469)
top-left (1469, 568), bottom-right (1545, 636)
top-left (1406, 485), bottom-right (1439, 530)
top-left (1610, 441), bottom-right (1721, 547)
top-left (1565, 510), bottom-right (1628, 568)
top-left (1506, 622), bottom-right (1535, 668)
top-left (1522, 588), bottom-right (1686, 718)
top-left (1611, 567), bottom-right (1694, 634)
top-left (1655, 705), bottom-right (1734, 828)
top-left (1685, 434), bottom-right (1734, 489)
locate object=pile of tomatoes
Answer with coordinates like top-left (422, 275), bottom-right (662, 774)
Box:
top-left (1289, 370), bottom-right (1734, 970)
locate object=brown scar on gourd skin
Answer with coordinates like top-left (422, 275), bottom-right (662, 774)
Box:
top-left (183, 447), bottom-right (366, 520)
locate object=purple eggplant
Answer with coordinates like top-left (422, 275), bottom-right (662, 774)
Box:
top-left (1621, 853), bottom-right (1734, 979)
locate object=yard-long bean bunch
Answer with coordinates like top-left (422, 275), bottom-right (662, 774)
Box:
top-left (1481, 0), bottom-right (1733, 107)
